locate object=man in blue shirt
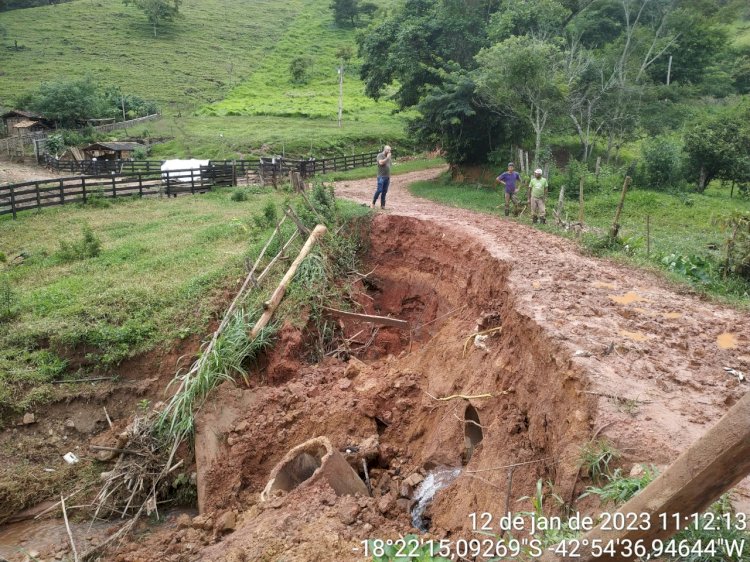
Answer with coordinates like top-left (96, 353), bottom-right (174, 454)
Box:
top-left (496, 162), bottom-right (522, 217)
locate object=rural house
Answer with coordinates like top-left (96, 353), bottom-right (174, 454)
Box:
top-left (1, 109), bottom-right (53, 137)
top-left (82, 141), bottom-right (145, 161)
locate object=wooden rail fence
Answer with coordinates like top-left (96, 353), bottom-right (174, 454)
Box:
top-left (0, 165), bottom-right (234, 218)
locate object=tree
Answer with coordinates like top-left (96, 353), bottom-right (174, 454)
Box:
top-left (25, 77), bottom-right (108, 128)
top-left (683, 104), bottom-right (750, 192)
top-left (330, 0), bottom-right (358, 26)
top-left (122, 0), bottom-right (181, 37)
top-left (476, 36), bottom-right (566, 165)
top-left (289, 56), bottom-right (313, 84)
top-left (487, 0), bottom-right (570, 42)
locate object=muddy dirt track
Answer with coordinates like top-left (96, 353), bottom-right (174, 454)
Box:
top-left (4, 167), bottom-right (749, 562)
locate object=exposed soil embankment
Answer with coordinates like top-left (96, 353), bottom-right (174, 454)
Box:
top-left (109, 215), bottom-right (596, 561)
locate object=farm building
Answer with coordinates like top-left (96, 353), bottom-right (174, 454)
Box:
top-left (82, 141), bottom-right (145, 161)
top-left (1, 109), bottom-right (53, 137)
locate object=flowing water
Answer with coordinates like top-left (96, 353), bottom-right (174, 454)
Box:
top-left (410, 467), bottom-right (462, 531)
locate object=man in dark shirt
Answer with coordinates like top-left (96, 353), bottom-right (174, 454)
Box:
top-left (496, 162), bottom-right (522, 217)
top-left (372, 145), bottom-right (392, 209)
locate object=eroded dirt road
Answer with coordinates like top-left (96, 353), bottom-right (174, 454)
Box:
top-left (337, 167), bottom-right (750, 504)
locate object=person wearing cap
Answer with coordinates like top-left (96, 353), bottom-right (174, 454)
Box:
top-left (372, 145), bottom-right (392, 209)
top-left (528, 168), bottom-right (549, 224)
top-left (496, 162), bottom-right (522, 217)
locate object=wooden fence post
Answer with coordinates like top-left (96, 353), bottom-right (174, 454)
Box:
top-left (82, 177), bottom-right (87, 203)
top-left (646, 214), bottom-right (651, 258)
top-left (609, 175), bottom-right (632, 239)
top-left (190, 169), bottom-right (195, 194)
top-left (59, 179), bottom-right (65, 205)
top-left (9, 184), bottom-right (17, 219)
top-left (138, 174), bottom-right (143, 198)
top-left (112, 175), bottom-right (117, 198)
top-left (578, 176), bottom-right (585, 228)
top-left (35, 181), bottom-right (41, 210)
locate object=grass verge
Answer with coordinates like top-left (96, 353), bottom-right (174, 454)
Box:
top-left (0, 187), bottom-right (289, 418)
top-left (409, 173), bottom-right (750, 304)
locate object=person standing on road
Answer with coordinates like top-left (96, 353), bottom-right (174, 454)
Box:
top-left (372, 145), bottom-right (392, 209)
top-left (528, 168), bottom-right (549, 224)
top-left (496, 162), bottom-right (521, 217)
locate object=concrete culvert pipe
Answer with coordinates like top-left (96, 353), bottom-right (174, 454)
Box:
top-left (261, 436), bottom-right (369, 502)
top-left (464, 404), bottom-right (483, 464)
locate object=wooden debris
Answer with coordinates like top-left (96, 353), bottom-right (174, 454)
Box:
top-left (322, 307), bottom-right (409, 329)
top-left (250, 224), bottom-right (328, 339)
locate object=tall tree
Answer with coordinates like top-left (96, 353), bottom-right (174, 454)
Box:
top-left (122, 0), bottom-right (181, 37)
top-left (476, 36), bottom-right (566, 165)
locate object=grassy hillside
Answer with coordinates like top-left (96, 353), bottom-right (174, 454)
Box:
top-left (0, 189), bottom-right (289, 414)
top-left (0, 0), bottom-right (408, 158)
top-left (0, 0), bottom-right (303, 109)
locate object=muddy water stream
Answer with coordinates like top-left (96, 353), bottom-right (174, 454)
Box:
top-left (411, 467), bottom-right (462, 531)
top-left (0, 517), bottom-right (116, 561)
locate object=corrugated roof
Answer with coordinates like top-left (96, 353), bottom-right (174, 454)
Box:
top-left (12, 119), bottom-right (48, 129)
top-left (1, 109), bottom-right (43, 120)
top-left (85, 142), bottom-right (145, 151)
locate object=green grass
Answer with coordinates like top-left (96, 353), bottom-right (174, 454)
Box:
top-left (0, 188), bottom-right (288, 416)
top-left (409, 174), bottom-right (750, 303)
top-left (319, 156), bottom-right (446, 181)
top-left (0, 0), bottom-right (409, 158)
top-left (147, 113), bottom-right (410, 160)
top-left (0, 0), bottom-right (302, 110)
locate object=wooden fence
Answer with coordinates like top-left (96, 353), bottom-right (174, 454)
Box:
top-left (42, 151), bottom-right (382, 181)
top-left (0, 164), bottom-right (236, 218)
top-left (0, 114), bottom-right (161, 159)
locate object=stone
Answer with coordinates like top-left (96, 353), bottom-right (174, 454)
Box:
top-left (215, 511), bottom-right (236, 533)
top-left (338, 378), bottom-right (352, 391)
top-left (344, 358), bottom-right (366, 379)
top-left (629, 464), bottom-right (645, 478)
top-left (403, 473), bottom-right (424, 488)
top-left (396, 498), bottom-right (411, 511)
top-left (22, 412), bottom-right (35, 425)
top-left (377, 493), bottom-right (396, 514)
top-left (192, 514), bottom-right (213, 531)
top-left (337, 498), bottom-right (361, 525)
top-left (399, 482), bottom-right (413, 498)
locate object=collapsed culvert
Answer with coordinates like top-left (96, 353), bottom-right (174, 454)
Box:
top-left (260, 436), bottom-right (369, 502)
top-left (463, 404), bottom-right (483, 464)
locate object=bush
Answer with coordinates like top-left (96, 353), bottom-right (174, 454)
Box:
top-left (661, 253), bottom-right (713, 283)
top-left (289, 56), bottom-right (313, 84)
top-left (252, 201), bottom-right (278, 228)
top-left (56, 225), bottom-right (102, 262)
top-left (230, 189), bottom-right (248, 202)
top-left (640, 136), bottom-right (684, 190)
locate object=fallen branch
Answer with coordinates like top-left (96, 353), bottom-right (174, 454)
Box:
top-left (34, 486), bottom-right (88, 520)
top-left (52, 377), bottom-right (116, 384)
top-left (322, 307), bottom-right (409, 329)
top-left (61, 492), bottom-right (79, 562)
top-left (424, 391), bottom-right (496, 402)
top-left (250, 224), bottom-right (328, 339)
top-left (89, 445), bottom-right (149, 457)
top-left (103, 407), bottom-right (113, 428)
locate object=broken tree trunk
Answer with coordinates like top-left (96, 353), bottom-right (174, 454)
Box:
top-left (609, 175), bottom-right (632, 239)
top-left (250, 224), bottom-right (328, 339)
top-left (578, 177), bottom-right (585, 228)
top-left (540, 390), bottom-right (750, 562)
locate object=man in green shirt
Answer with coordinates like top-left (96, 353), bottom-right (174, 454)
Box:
top-left (528, 168), bottom-right (548, 224)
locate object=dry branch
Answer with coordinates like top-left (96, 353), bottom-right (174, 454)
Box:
top-left (322, 307), bottom-right (409, 329)
top-left (61, 492), bottom-right (79, 562)
top-left (424, 391), bottom-right (496, 402)
top-left (250, 224), bottom-right (328, 339)
top-left (462, 326), bottom-right (503, 358)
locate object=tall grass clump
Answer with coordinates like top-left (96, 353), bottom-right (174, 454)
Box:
top-left (56, 224), bottom-right (102, 262)
top-left (157, 309), bottom-right (277, 441)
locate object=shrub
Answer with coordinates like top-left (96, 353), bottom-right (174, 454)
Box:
top-left (230, 189), bottom-right (248, 202)
top-left (640, 136), bottom-right (684, 190)
top-left (580, 465), bottom-right (658, 505)
top-left (56, 225), bottom-right (102, 262)
top-left (289, 56), bottom-right (313, 84)
top-left (0, 275), bottom-right (19, 322)
top-left (661, 253), bottom-right (714, 283)
top-left (252, 201), bottom-right (278, 229)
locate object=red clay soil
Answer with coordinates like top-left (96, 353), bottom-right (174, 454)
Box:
top-left (104, 168), bottom-right (748, 562)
